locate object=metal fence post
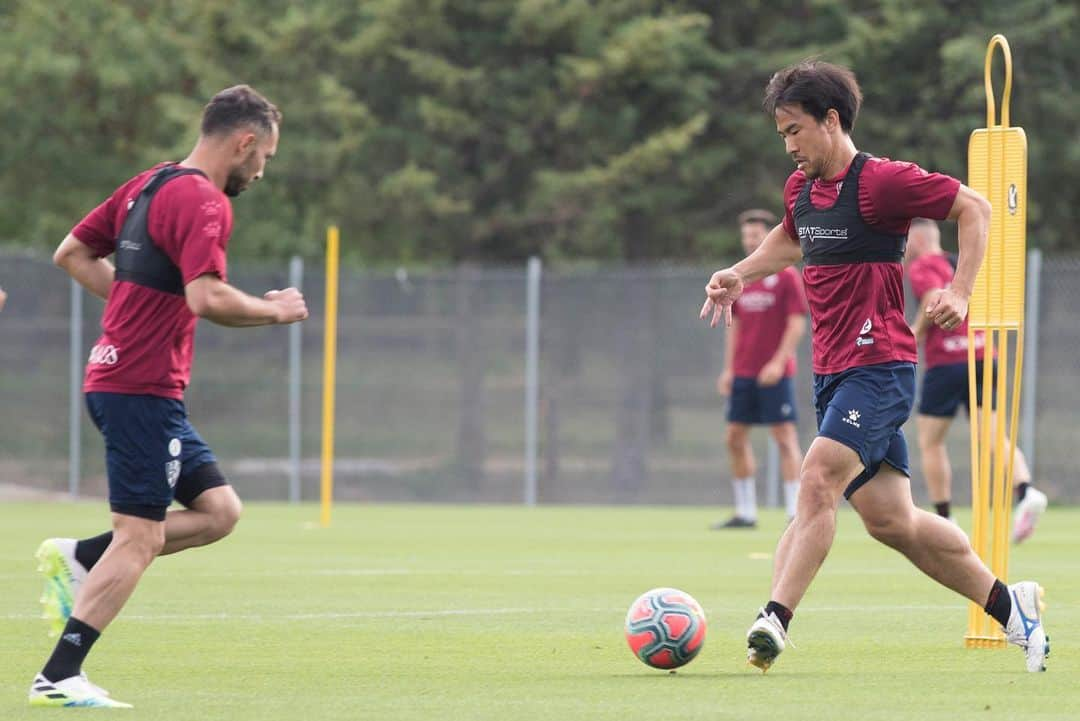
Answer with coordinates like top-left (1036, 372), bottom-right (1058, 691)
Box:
top-left (524, 257), bottom-right (542, 506)
top-left (69, 279), bottom-right (82, 497)
top-left (288, 255), bottom-right (304, 503)
top-left (1020, 248), bottom-right (1041, 475)
top-left (765, 438), bottom-right (780, 508)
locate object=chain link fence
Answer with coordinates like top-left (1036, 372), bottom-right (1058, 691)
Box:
top-left (2, 251), bottom-right (1076, 505)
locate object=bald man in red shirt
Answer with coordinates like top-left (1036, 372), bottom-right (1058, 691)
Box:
top-left (905, 218), bottom-right (1047, 539)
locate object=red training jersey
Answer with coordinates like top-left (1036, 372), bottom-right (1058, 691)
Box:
top-left (73, 163), bottom-right (232, 399)
top-left (907, 252), bottom-right (985, 368)
top-left (783, 155), bottom-right (961, 374)
top-left (731, 267), bottom-right (808, 378)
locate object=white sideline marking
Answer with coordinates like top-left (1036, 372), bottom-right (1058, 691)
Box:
top-left (2, 604), bottom-right (975, 624)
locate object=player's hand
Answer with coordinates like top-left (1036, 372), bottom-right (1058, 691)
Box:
top-left (756, 360), bottom-right (784, 387)
top-left (265, 287), bottom-right (309, 324)
top-left (716, 369), bottom-right (733, 397)
top-left (924, 287), bottom-right (968, 331)
top-left (699, 268), bottom-right (744, 328)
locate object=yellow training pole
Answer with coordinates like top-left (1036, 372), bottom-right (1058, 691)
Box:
top-left (964, 34), bottom-right (1028, 648)
top-left (320, 225), bottom-right (340, 528)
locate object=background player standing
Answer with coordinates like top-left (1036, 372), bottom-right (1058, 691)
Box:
top-left (712, 209), bottom-right (807, 529)
top-left (905, 217), bottom-right (1047, 540)
top-left (29, 85), bottom-right (308, 708)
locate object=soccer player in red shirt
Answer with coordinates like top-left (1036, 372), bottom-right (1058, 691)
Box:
top-left (700, 60), bottom-right (1047, 673)
top-left (905, 218), bottom-right (1047, 539)
top-left (29, 86), bottom-right (308, 708)
top-left (713, 209), bottom-right (807, 529)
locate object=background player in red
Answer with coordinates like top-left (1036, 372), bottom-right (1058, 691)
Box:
top-left (29, 85), bottom-right (308, 708)
top-left (700, 60), bottom-right (1047, 674)
top-left (905, 218), bottom-right (1047, 540)
top-left (713, 209), bottom-right (807, 529)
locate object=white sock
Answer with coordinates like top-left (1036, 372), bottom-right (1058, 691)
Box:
top-left (734, 477), bottom-right (757, 520)
top-left (784, 479), bottom-right (800, 519)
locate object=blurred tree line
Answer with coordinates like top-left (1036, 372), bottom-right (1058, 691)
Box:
top-left (1, 0), bottom-right (1076, 264)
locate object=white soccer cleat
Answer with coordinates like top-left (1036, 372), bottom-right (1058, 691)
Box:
top-left (746, 609), bottom-right (789, 672)
top-left (1003, 581), bottom-right (1049, 672)
top-left (36, 538), bottom-right (88, 637)
top-left (1012, 488), bottom-right (1048, 544)
top-left (28, 673), bottom-right (132, 708)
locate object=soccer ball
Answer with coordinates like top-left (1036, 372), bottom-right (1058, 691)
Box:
top-left (624, 587), bottom-right (706, 669)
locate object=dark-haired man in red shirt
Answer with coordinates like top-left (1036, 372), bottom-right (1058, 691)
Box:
top-left (30, 85), bottom-right (308, 708)
top-left (701, 60), bottom-right (1047, 674)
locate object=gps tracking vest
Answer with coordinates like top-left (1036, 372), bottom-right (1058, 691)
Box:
top-left (793, 152), bottom-right (906, 265)
top-left (114, 164), bottom-right (208, 295)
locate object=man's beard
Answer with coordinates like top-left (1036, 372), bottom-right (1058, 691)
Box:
top-left (224, 172), bottom-right (247, 197)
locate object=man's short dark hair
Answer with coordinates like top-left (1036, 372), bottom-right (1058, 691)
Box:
top-left (763, 60), bottom-right (862, 132)
top-left (737, 209), bottom-right (778, 229)
top-left (201, 85), bottom-right (282, 137)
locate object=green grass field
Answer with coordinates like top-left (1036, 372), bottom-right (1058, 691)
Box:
top-left (1, 502), bottom-right (1076, 720)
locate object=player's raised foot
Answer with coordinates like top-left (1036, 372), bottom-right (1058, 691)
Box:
top-left (1004, 581), bottom-right (1049, 672)
top-left (710, 516), bottom-right (757, 530)
top-left (1012, 488), bottom-right (1048, 544)
top-left (36, 538), bottom-right (87, 638)
top-left (28, 673), bottom-right (132, 708)
top-left (746, 609), bottom-right (788, 672)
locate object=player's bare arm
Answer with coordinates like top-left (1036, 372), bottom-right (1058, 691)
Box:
top-left (924, 185), bottom-right (990, 330)
top-left (701, 223), bottom-right (801, 328)
top-left (53, 234), bottom-right (115, 301)
top-left (186, 273), bottom-right (308, 327)
top-left (758, 313), bottom-right (805, 387)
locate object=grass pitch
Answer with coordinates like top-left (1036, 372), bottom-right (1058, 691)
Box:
top-left (1, 502), bottom-right (1076, 720)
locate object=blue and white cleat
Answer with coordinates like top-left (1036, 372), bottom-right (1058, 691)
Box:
top-left (1004, 581), bottom-right (1049, 672)
top-left (28, 673), bottom-right (132, 708)
top-left (746, 609), bottom-right (789, 672)
top-left (36, 538), bottom-right (87, 637)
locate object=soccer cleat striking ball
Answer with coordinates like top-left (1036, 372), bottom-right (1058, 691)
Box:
top-left (624, 587), bottom-right (707, 669)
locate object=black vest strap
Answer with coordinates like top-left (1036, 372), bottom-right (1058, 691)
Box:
top-left (114, 165), bottom-right (207, 295)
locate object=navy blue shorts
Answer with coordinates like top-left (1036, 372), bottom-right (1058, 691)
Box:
top-left (812, 362), bottom-right (915, 499)
top-left (86, 392), bottom-right (224, 521)
top-left (727, 376), bottom-right (798, 425)
top-left (918, 360), bottom-right (997, 417)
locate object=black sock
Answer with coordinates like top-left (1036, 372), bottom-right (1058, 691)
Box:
top-left (75, 532), bottom-right (113, 571)
top-left (984, 579), bottom-right (1013, 627)
top-left (41, 617), bottom-right (101, 682)
top-left (763, 600), bottom-right (793, 631)
top-left (1015, 482), bottom-right (1030, 503)
top-left (934, 501), bottom-right (951, 518)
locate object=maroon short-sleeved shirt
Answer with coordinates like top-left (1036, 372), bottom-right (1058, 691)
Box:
top-left (72, 163), bottom-right (232, 399)
top-left (731, 267), bottom-right (808, 378)
top-left (908, 252), bottom-right (985, 368)
top-left (782, 156), bottom-right (961, 374)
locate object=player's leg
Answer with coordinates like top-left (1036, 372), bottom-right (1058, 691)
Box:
top-left (916, 364), bottom-right (963, 519)
top-left (713, 377), bottom-right (759, 529)
top-left (916, 414), bottom-right (953, 518)
top-left (850, 462), bottom-right (1048, 671)
top-left (761, 376), bottom-right (801, 520)
top-left (769, 421), bottom-right (802, 520)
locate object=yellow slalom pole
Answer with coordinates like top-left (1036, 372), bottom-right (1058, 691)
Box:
top-left (320, 225), bottom-right (340, 528)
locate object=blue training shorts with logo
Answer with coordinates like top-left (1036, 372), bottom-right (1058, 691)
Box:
top-left (918, 360), bottom-right (997, 417)
top-left (727, 376), bottom-right (798, 425)
top-left (85, 392), bottom-right (225, 521)
top-left (812, 361), bottom-right (915, 499)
